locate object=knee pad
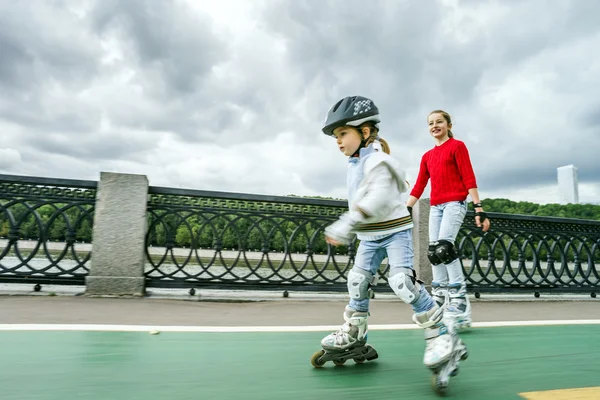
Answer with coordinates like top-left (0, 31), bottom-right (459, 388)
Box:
top-left (388, 267), bottom-right (422, 305)
top-left (347, 268), bottom-right (373, 301)
top-left (433, 240), bottom-right (458, 264)
top-left (427, 243), bottom-right (441, 265)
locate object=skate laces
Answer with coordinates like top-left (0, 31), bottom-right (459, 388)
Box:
top-left (339, 322), bottom-right (353, 334)
top-left (331, 322), bottom-right (358, 345)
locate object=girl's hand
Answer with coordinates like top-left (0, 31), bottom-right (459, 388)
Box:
top-left (475, 208), bottom-right (491, 232)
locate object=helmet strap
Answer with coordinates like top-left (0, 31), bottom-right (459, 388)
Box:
top-left (351, 131), bottom-right (375, 158)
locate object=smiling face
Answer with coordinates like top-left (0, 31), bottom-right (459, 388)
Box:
top-left (428, 112), bottom-right (452, 142)
top-left (332, 126), bottom-right (366, 156)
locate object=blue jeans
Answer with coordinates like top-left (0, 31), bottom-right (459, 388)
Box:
top-left (349, 229), bottom-right (433, 313)
top-left (429, 201), bottom-right (467, 287)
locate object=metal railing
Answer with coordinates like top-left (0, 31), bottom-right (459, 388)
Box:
top-left (0, 174), bottom-right (97, 286)
top-left (458, 212), bottom-right (600, 295)
top-left (1, 174), bottom-right (599, 296)
top-left (144, 186), bottom-right (600, 295)
top-left (145, 186), bottom-right (353, 291)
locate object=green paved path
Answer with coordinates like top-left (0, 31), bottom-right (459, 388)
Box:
top-left (1, 325), bottom-right (599, 400)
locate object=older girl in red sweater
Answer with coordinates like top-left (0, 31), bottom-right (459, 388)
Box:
top-left (407, 110), bottom-right (490, 330)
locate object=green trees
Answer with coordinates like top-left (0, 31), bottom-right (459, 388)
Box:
top-left (0, 202), bottom-right (94, 242)
top-left (2, 197), bottom-right (598, 253)
top-left (475, 199), bottom-right (600, 220)
top-left (145, 209), bottom-right (339, 254)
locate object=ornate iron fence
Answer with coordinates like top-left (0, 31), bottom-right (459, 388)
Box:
top-left (0, 174), bottom-right (96, 286)
top-left (145, 186), bottom-right (600, 296)
top-left (459, 212), bottom-right (600, 296)
top-left (1, 174), bottom-right (599, 296)
top-left (145, 186), bottom-right (357, 291)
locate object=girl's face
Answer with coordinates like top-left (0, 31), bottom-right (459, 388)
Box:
top-left (333, 126), bottom-right (366, 156)
top-left (428, 113), bottom-right (451, 140)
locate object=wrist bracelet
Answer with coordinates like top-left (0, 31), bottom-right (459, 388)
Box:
top-left (473, 203), bottom-right (482, 208)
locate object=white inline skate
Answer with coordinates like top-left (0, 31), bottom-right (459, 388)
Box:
top-left (310, 306), bottom-right (378, 367)
top-left (445, 284), bottom-right (472, 331)
top-left (414, 305), bottom-right (469, 396)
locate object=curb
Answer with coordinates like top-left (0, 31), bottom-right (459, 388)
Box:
top-left (0, 283), bottom-right (597, 303)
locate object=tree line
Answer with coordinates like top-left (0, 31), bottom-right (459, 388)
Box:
top-left (474, 198), bottom-right (600, 220)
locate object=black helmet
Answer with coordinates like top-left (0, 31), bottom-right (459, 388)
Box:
top-left (322, 96), bottom-right (381, 137)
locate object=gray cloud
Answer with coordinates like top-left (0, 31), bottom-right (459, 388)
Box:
top-left (23, 130), bottom-right (159, 162)
top-left (268, 0), bottom-right (600, 201)
top-left (0, 2), bottom-right (101, 93)
top-left (0, 0), bottom-right (599, 204)
top-left (90, 0), bottom-right (225, 96)
top-left (0, 2), bottom-right (103, 134)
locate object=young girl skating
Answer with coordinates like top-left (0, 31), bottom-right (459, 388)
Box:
top-left (407, 110), bottom-right (490, 331)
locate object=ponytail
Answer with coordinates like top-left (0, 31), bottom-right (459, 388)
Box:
top-left (379, 138), bottom-right (391, 154)
top-left (359, 122), bottom-right (391, 154)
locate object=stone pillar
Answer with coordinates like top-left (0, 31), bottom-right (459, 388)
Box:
top-left (86, 172), bottom-right (149, 296)
top-left (413, 198), bottom-right (432, 287)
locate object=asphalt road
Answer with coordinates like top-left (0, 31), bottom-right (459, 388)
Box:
top-left (1, 295), bottom-right (598, 326)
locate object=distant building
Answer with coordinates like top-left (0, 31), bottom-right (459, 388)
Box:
top-left (557, 165), bottom-right (579, 204)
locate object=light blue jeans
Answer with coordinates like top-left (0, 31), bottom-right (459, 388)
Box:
top-left (349, 229), bottom-right (434, 313)
top-left (429, 201), bottom-right (467, 287)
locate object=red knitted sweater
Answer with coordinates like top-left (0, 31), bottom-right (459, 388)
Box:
top-left (410, 138), bottom-right (477, 206)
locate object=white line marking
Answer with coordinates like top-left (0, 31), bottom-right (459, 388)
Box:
top-left (0, 320), bottom-right (599, 333)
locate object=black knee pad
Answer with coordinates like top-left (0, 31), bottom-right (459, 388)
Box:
top-left (427, 243), bottom-right (441, 265)
top-left (434, 240), bottom-right (457, 264)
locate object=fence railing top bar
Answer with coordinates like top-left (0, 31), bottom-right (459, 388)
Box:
top-left (148, 185), bottom-right (349, 208)
top-left (467, 210), bottom-right (600, 226)
top-left (0, 174), bottom-right (98, 189)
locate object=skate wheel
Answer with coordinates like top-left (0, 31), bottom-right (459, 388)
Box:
top-left (431, 374), bottom-right (448, 396)
top-left (310, 350), bottom-right (326, 368)
top-left (333, 360), bottom-right (346, 366)
top-left (461, 350), bottom-right (469, 361)
top-left (353, 358), bottom-right (365, 364)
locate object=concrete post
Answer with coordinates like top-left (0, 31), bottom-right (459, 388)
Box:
top-left (413, 198), bottom-right (432, 287)
top-left (86, 172), bottom-right (149, 296)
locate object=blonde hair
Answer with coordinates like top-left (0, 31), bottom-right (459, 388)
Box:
top-left (359, 122), bottom-right (391, 154)
top-left (428, 109), bottom-right (454, 138)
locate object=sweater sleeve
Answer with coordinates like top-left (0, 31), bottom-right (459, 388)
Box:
top-left (410, 154), bottom-right (430, 198)
top-left (455, 142), bottom-right (477, 190)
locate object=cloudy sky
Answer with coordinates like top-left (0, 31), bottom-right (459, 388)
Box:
top-left (1, 0), bottom-right (599, 204)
